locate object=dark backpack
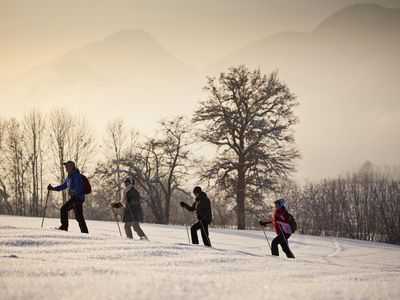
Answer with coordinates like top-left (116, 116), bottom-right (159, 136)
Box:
top-left (289, 213), bottom-right (297, 233)
top-left (81, 174), bottom-right (91, 194)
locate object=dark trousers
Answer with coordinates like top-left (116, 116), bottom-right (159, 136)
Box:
top-left (191, 220), bottom-right (211, 247)
top-left (60, 197), bottom-right (89, 233)
top-left (271, 233), bottom-right (295, 258)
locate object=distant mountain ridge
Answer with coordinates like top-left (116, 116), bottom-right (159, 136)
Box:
top-left (314, 3), bottom-right (400, 34)
top-left (1, 28), bottom-right (202, 134)
top-left (202, 3), bottom-right (400, 179)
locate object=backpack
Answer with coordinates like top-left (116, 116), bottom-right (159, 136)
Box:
top-left (289, 213), bottom-right (297, 233)
top-left (81, 174), bottom-right (92, 194)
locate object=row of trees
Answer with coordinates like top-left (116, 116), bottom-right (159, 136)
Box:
top-left (284, 162), bottom-right (400, 243)
top-left (0, 110), bottom-right (96, 217)
top-left (1, 65), bottom-right (300, 231)
top-left (2, 65), bottom-right (397, 243)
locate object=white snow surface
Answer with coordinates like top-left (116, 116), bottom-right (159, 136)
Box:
top-left (1, 215), bottom-right (399, 300)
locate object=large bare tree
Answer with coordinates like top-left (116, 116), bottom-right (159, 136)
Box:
top-left (193, 65), bottom-right (299, 229)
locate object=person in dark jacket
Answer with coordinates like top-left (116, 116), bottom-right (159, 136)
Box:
top-left (47, 161), bottom-right (89, 233)
top-left (180, 186), bottom-right (212, 247)
top-left (112, 177), bottom-right (148, 240)
top-left (259, 198), bottom-right (295, 258)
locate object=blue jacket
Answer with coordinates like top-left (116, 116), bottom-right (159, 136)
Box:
top-left (53, 169), bottom-right (85, 201)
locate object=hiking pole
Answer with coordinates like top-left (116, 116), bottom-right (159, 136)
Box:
top-left (181, 206), bottom-right (191, 244)
top-left (199, 219), bottom-right (212, 247)
top-left (41, 190), bottom-right (51, 228)
top-left (260, 225), bottom-right (271, 251)
top-left (112, 207), bottom-right (122, 237)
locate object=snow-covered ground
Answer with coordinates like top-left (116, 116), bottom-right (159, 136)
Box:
top-left (1, 215), bottom-right (399, 300)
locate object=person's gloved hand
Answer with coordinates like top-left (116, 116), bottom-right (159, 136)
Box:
top-left (259, 220), bottom-right (267, 226)
top-left (111, 202), bottom-right (122, 208)
top-left (47, 184), bottom-right (53, 191)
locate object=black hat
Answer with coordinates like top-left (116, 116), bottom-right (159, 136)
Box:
top-left (193, 186), bottom-right (202, 194)
top-left (62, 161), bottom-right (75, 168)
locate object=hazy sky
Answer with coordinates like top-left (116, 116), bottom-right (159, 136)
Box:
top-left (1, 0), bottom-right (399, 78)
top-left (0, 0), bottom-right (399, 181)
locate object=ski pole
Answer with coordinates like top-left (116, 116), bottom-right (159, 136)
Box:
top-left (181, 206), bottom-right (191, 244)
top-left (112, 207), bottom-right (122, 237)
top-left (41, 190), bottom-right (51, 228)
top-left (199, 219), bottom-right (212, 247)
top-left (260, 225), bottom-right (271, 251)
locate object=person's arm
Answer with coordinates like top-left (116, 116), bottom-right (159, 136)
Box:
top-left (180, 201), bottom-right (196, 211)
top-left (259, 220), bottom-right (273, 226)
top-left (51, 180), bottom-right (67, 192)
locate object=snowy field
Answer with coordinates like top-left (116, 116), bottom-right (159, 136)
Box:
top-left (1, 215), bottom-right (399, 300)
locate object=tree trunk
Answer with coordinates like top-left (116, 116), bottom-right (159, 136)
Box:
top-left (236, 166), bottom-right (246, 230)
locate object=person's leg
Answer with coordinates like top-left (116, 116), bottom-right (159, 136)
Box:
top-left (199, 220), bottom-right (211, 247)
top-left (190, 222), bottom-right (201, 244)
top-left (132, 222), bottom-right (146, 238)
top-left (60, 198), bottom-right (74, 230)
top-left (72, 200), bottom-right (88, 233)
top-left (124, 222), bottom-right (134, 239)
top-left (280, 233), bottom-right (295, 258)
top-left (271, 235), bottom-right (282, 256)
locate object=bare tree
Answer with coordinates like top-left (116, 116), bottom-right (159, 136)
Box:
top-left (23, 110), bottom-right (46, 216)
top-left (99, 118), bottom-right (129, 203)
top-left (3, 119), bottom-right (30, 215)
top-left (123, 116), bottom-right (192, 224)
top-left (0, 119), bottom-right (13, 214)
top-left (193, 65), bottom-right (299, 229)
top-left (47, 109), bottom-right (96, 204)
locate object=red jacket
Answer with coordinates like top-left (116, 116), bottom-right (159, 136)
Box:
top-left (266, 207), bottom-right (292, 235)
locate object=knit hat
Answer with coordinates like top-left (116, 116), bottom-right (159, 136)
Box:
top-left (193, 186), bottom-right (202, 194)
top-left (274, 198), bottom-right (285, 207)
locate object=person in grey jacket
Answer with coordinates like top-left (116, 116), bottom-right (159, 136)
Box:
top-left (112, 177), bottom-right (148, 240)
top-left (180, 186), bottom-right (212, 247)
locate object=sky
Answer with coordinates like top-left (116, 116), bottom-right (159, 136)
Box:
top-left (1, 215), bottom-right (400, 299)
top-left (1, 0), bottom-right (399, 77)
top-left (0, 0), bottom-right (399, 181)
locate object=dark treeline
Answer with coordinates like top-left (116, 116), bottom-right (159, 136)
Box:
top-left (284, 163), bottom-right (400, 244)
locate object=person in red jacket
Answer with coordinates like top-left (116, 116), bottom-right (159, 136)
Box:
top-left (259, 198), bottom-right (295, 258)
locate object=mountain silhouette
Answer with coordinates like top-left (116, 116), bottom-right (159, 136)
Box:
top-left (2, 29), bottom-right (202, 133)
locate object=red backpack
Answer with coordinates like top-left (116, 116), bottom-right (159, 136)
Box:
top-left (81, 174), bottom-right (92, 194)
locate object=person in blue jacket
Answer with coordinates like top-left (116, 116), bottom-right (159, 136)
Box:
top-left (48, 161), bottom-right (89, 233)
